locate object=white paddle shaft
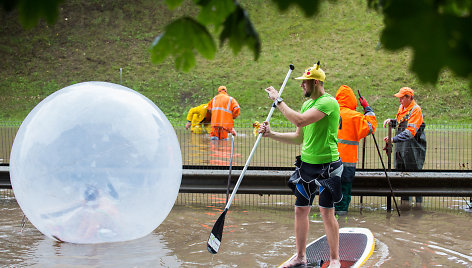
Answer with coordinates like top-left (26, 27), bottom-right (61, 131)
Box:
top-left (225, 65), bottom-right (294, 210)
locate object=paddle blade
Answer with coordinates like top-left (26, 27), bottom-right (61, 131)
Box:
top-left (207, 209), bottom-right (227, 254)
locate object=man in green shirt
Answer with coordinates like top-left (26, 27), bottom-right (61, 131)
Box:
top-left (259, 62), bottom-right (342, 268)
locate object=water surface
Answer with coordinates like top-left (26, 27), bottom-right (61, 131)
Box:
top-left (1, 194), bottom-right (472, 267)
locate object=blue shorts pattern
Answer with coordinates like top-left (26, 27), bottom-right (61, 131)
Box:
top-left (288, 158), bottom-right (343, 208)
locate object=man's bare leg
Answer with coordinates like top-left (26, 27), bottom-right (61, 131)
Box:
top-left (281, 206), bottom-right (311, 267)
top-left (320, 207), bottom-right (340, 268)
top-left (295, 206), bottom-right (311, 262)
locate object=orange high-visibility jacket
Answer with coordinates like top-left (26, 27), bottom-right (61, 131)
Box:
top-left (395, 100), bottom-right (423, 138)
top-left (335, 85), bottom-right (377, 167)
top-left (207, 91), bottom-right (240, 132)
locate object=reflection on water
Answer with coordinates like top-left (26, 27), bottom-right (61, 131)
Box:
top-left (1, 194), bottom-right (472, 267)
top-left (178, 130), bottom-right (300, 168)
top-left (181, 133), bottom-right (242, 166)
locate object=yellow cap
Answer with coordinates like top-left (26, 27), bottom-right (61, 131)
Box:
top-left (295, 61), bottom-right (326, 81)
top-left (218, 86), bottom-right (227, 92)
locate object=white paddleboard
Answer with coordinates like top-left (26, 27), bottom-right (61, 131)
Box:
top-left (279, 227), bottom-right (375, 268)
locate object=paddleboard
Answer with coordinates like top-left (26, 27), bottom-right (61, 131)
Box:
top-left (279, 227), bottom-right (374, 268)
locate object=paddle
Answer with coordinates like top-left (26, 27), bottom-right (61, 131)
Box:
top-left (357, 89), bottom-right (400, 216)
top-left (207, 64), bottom-right (295, 254)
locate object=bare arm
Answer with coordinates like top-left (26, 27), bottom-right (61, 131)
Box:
top-left (265, 86), bottom-right (326, 127)
top-left (258, 121), bottom-right (303, 145)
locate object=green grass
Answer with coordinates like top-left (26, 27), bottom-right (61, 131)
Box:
top-left (0, 0), bottom-right (471, 125)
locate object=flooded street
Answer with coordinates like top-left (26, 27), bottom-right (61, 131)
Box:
top-left (1, 125), bottom-right (471, 266)
top-left (1, 192), bottom-right (472, 267)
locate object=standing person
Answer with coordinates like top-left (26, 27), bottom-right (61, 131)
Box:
top-left (259, 62), bottom-right (343, 268)
top-left (383, 87), bottom-right (426, 207)
top-left (185, 103), bottom-right (211, 134)
top-left (207, 86), bottom-right (240, 140)
top-left (334, 85), bottom-right (377, 215)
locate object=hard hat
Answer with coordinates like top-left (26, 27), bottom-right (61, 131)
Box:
top-left (295, 61), bottom-right (326, 81)
top-left (394, 87), bottom-right (414, 97)
top-left (218, 86), bottom-right (227, 92)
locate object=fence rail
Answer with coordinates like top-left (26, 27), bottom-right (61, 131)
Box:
top-left (1, 121), bottom-right (471, 171)
top-left (2, 166), bottom-right (471, 212)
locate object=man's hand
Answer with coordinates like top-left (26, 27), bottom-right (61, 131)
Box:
top-left (383, 119), bottom-right (391, 128)
top-left (231, 128), bottom-right (237, 137)
top-left (383, 136), bottom-right (389, 143)
top-left (359, 96), bottom-right (369, 109)
top-left (264, 86), bottom-right (279, 102)
top-left (258, 121), bottom-right (272, 137)
top-left (185, 122), bottom-right (191, 130)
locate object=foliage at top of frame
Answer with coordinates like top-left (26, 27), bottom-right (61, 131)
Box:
top-left (2, 0), bottom-right (472, 90)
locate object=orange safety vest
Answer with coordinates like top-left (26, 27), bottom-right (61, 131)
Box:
top-left (207, 91), bottom-right (240, 139)
top-left (395, 100), bottom-right (423, 138)
top-left (335, 85), bottom-right (377, 167)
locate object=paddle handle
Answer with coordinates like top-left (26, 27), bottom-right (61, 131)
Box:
top-left (225, 64), bottom-right (294, 209)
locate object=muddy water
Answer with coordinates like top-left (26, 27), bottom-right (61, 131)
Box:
top-left (1, 194), bottom-right (472, 267)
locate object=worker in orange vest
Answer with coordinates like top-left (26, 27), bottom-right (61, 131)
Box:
top-left (383, 87), bottom-right (426, 207)
top-left (207, 86), bottom-right (240, 140)
top-left (185, 104), bottom-right (211, 134)
top-left (335, 85), bottom-right (377, 215)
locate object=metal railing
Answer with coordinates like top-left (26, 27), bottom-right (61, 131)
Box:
top-left (0, 122), bottom-right (20, 165)
top-left (177, 121), bottom-right (472, 171)
top-left (1, 121), bottom-right (471, 171)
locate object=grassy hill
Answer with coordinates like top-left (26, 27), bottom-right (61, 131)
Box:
top-left (1, 0), bottom-right (471, 125)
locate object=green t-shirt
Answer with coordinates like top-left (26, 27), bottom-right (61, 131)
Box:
top-left (300, 93), bottom-right (340, 164)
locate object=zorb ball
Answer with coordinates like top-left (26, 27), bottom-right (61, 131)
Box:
top-left (10, 81), bottom-right (182, 244)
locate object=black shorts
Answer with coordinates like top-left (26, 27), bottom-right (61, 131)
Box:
top-left (288, 158), bottom-right (343, 208)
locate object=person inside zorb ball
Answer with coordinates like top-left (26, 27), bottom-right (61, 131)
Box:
top-left (10, 81), bottom-right (182, 244)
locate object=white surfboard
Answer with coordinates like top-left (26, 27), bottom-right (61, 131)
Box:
top-left (279, 227), bottom-right (375, 268)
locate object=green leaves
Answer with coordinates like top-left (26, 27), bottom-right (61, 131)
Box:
top-left (2, 0), bottom-right (472, 87)
top-left (150, 17), bottom-right (216, 72)
top-left (152, 0), bottom-right (261, 72)
top-left (219, 3), bottom-right (261, 61)
top-left (154, 0), bottom-right (330, 71)
top-left (164, 0), bottom-right (185, 10)
top-left (1, 0), bottom-right (64, 28)
top-left (197, 0), bottom-right (235, 28)
top-left (377, 0), bottom-right (472, 84)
